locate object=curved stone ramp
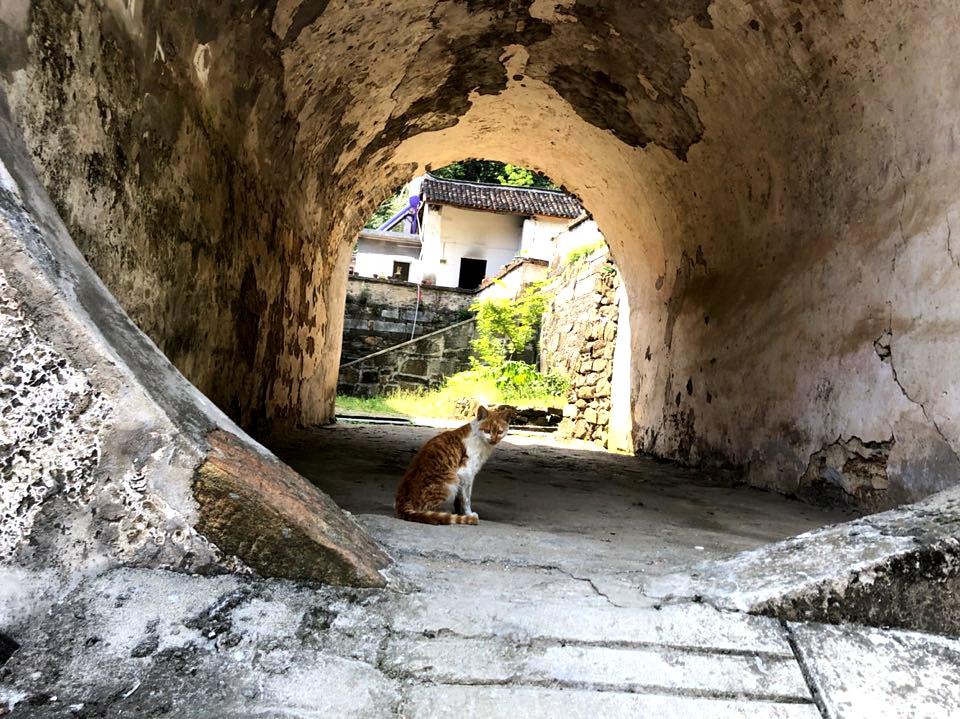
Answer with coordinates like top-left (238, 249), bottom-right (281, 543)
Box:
top-left (0, 97), bottom-right (388, 631)
top-left (644, 486), bottom-right (960, 635)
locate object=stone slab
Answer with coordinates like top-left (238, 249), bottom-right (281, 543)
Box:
top-left (386, 595), bottom-right (794, 655)
top-left (194, 430), bottom-right (390, 587)
top-left (790, 622), bottom-right (960, 719)
top-left (402, 685), bottom-right (821, 719)
top-left (384, 636), bottom-right (810, 699)
top-left (643, 487), bottom-right (960, 634)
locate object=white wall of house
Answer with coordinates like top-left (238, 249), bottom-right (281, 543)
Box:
top-left (430, 205), bottom-right (524, 287)
top-left (354, 230), bottom-right (421, 281)
top-left (552, 218), bottom-right (604, 262)
top-left (418, 202), bottom-right (443, 285)
top-left (351, 201), bottom-right (587, 289)
top-left (521, 216), bottom-right (569, 260)
top-left (353, 250), bottom-right (416, 280)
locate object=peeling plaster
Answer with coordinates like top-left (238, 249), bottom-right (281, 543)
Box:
top-left (5, 0), bottom-right (960, 519)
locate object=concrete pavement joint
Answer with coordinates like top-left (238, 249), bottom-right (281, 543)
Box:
top-left (388, 676), bottom-right (818, 705)
top-left (780, 620), bottom-right (831, 719)
top-left (385, 628), bottom-right (797, 660)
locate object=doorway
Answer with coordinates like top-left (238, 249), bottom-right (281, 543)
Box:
top-left (458, 257), bottom-right (487, 290)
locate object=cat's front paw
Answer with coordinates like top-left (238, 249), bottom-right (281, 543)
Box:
top-left (464, 512), bottom-right (479, 525)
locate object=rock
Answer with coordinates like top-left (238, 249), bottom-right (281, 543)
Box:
top-left (193, 431), bottom-right (390, 587)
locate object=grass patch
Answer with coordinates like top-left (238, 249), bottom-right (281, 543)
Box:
top-left (337, 370), bottom-right (567, 420)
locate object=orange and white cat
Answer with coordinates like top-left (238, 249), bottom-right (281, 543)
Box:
top-left (395, 406), bottom-right (510, 525)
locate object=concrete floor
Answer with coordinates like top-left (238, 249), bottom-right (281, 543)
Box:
top-left (277, 423), bottom-right (850, 607)
top-left (2, 423), bottom-right (958, 718)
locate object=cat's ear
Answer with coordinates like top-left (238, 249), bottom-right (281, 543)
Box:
top-left (476, 405), bottom-right (489, 420)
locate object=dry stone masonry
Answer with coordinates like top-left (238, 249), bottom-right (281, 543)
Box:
top-left (338, 319), bottom-right (476, 398)
top-left (341, 277), bottom-right (473, 363)
top-left (545, 251), bottom-right (621, 446)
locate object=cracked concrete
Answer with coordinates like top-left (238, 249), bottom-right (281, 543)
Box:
top-left (2, 424), bottom-right (958, 717)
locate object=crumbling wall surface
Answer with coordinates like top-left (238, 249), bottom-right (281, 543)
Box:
top-left (0, 0), bottom-right (335, 434)
top-left (0, 105), bottom-right (388, 631)
top-left (379, 0), bottom-right (960, 512)
top-left (5, 0), bottom-right (960, 524)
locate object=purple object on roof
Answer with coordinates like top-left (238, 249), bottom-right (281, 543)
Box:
top-left (377, 195), bottom-right (421, 234)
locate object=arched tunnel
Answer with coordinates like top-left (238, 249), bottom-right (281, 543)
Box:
top-left (3, 1), bottom-right (960, 714)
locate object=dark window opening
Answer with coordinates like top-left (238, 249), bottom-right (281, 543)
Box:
top-left (458, 258), bottom-right (487, 290)
top-left (392, 261), bottom-right (410, 282)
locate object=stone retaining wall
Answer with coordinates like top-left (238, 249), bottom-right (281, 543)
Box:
top-left (540, 248), bottom-right (617, 378)
top-left (338, 319), bottom-right (476, 398)
top-left (341, 277), bottom-right (475, 363)
top-left (545, 252), bottom-right (620, 446)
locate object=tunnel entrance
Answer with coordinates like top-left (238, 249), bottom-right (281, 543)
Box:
top-left (3, 0), bottom-right (960, 662)
top-left (333, 159), bottom-right (633, 453)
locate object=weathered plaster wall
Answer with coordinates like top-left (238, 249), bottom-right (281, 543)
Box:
top-left (378, 1), bottom-right (960, 511)
top-left (1, 0), bottom-right (335, 434)
top-left (4, 0), bottom-right (960, 514)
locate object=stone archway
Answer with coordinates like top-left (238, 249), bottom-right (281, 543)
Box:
top-left (3, 0), bottom-right (960, 628)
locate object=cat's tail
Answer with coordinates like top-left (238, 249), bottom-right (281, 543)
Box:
top-left (397, 508), bottom-right (478, 525)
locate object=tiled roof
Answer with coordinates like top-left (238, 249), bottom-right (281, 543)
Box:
top-left (421, 176), bottom-right (583, 219)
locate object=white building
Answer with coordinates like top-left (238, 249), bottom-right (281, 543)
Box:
top-left (351, 175), bottom-right (583, 289)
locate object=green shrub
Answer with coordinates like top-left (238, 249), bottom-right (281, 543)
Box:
top-left (565, 240), bottom-right (607, 265)
top-left (469, 283), bottom-right (549, 367)
top-left (487, 361), bottom-right (570, 401)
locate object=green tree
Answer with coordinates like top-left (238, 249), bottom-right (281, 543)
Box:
top-left (365, 188), bottom-right (407, 229)
top-left (497, 163), bottom-right (544, 188)
top-left (469, 283), bottom-right (550, 368)
top-left (432, 159), bottom-right (555, 189)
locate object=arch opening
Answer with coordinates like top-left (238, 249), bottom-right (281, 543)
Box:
top-left (2, 0), bottom-right (960, 642)
top-left (334, 158), bottom-right (633, 451)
